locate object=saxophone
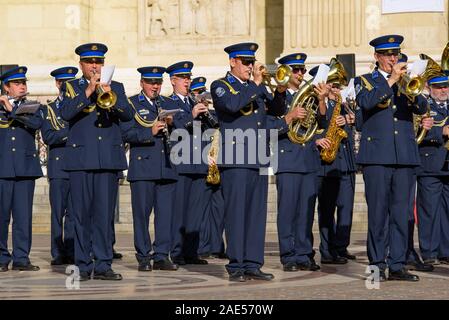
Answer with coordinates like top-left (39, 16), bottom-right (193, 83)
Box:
top-left (320, 94), bottom-right (348, 163)
top-left (206, 129), bottom-right (221, 185)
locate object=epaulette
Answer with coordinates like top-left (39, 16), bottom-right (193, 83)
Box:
top-left (226, 74), bottom-right (236, 84)
top-left (169, 94), bottom-right (179, 101)
top-left (138, 92), bottom-right (145, 102)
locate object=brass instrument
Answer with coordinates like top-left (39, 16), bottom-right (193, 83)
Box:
top-left (320, 94), bottom-right (348, 163)
top-left (262, 64), bottom-right (293, 94)
top-left (93, 70), bottom-right (117, 110)
top-left (441, 41), bottom-right (449, 71)
top-left (287, 58), bottom-right (347, 145)
top-left (413, 53), bottom-right (448, 144)
top-left (206, 129), bottom-right (221, 185)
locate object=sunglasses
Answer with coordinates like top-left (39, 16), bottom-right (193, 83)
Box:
top-left (238, 58), bottom-right (256, 66)
top-left (292, 67), bottom-right (307, 74)
top-left (143, 79), bottom-right (163, 85)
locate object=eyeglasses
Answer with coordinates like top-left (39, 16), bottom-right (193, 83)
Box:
top-left (175, 74), bottom-right (191, 80)
top-left (378, 51), bottom-right (400, 57)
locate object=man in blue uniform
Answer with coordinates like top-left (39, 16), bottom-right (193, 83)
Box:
top-left (189, 77), bottom-right (227, 260)
top-left (355, 35), bottom-right (432, 281)
top-left (41, 66), bottom-right (77, 265)
top-left (416, 73), bottom-right (449, 265)
top-left (61, 43), bottom-right (133, 281)
top-left (309, 64), bottom-right (358, 265)
top-left (168, 62), bottom-right (214, 266)
top-left (273, 54), bottom-right (330, 272)
top-left (0, 66), bottom-right (43, 272)
top-left (211, 43), bottom-right (303, 281)
top-left (121, 66), bottom-right (178, 272)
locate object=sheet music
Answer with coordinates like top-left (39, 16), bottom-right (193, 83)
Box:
top-left (312, 64), bottom-right (330, 86)
top-left (15, 101), bottom-right (41, 115)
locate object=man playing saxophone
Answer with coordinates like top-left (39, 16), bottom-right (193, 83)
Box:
top-left (309, 63), bottom-right (357, 265)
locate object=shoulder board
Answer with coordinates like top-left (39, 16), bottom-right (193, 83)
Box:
top-left (78, 77), bottom-right (85, 86)
top-left (226, 74), bottom-right (236, 84)
top-left (359, 75), bottom-right (374, 92)
top-left (170, 94), bottom-right (179, 101)
top-left (65, 81), bottom-right (77, 99)
top-left (218, 79), bottom-right (239, 95)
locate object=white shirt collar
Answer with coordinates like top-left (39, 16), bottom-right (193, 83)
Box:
top-left (176, 93), bottom-right (189, 102)
top-left (287, 88), bottom-right (296, 96)
top-left (378, 68), bottom-right (390, 80)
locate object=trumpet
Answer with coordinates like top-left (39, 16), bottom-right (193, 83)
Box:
top-left (261, 64), bottom-right (294, 94)
top-left (92, 70), bottom-right (117, 110)
top-left (191, 91), bottom-right (219, 129)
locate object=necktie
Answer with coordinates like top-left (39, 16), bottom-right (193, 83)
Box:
top-left (184, 97), bottom-right (190, 107)
top-left (387, 74), bottom-right (391, 79)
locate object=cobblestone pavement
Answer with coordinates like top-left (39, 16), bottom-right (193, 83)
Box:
top-left (1, 232), bottom-right (449, 300)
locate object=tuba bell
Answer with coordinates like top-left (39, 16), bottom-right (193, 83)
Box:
top-left (262, 64), bottom-right (293, 94)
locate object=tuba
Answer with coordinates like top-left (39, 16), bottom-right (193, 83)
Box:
top-left (262, 64), bottom-right (293, 94)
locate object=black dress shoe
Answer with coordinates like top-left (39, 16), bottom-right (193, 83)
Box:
top-left (211, 252), bottom-right (228, 259)
top-left (379, 270), bottom-right (387, 282)
top-left (184, 257), bottom-right (208, 265)
top-left (0, 264), bottom-right (8, 272)
top-left (321, 256), bottom-right (348, 265)
top-left (423, 258), bottom-right (439, 265)
top-left (64, 257), bottom-right (75, 265)
top-left (388, 268), bottom-right (420, 282)
top-left (339, 251), bottom-right (356, 260)
top-left (438, 257), bottom-right (449, 264)
top-left (138, 262), bottom-right (152, 272)
top-left (93, 270), bottom-right (123, 281)
top-left (78, 272), bottom-right (91, 281)
top-left (12, 263), bottom-right (40, 271)
top-left (198, 253), bottom-right (210, 259)
top-left (406, 261), bottom-right (434, 272)
top-left (244, 269), bottom-right (274, 281)
top-left (283, 262), bottom-right (298, 272)
top-left (112, 250), bottom-right (123, 260)
top-left (229, 271), bottom-right (246, 282)
top-left (172, 257), bottom-right (186, 266)
top-left (51, 257), bottom-right (66, 266)
top-left (297, 261), bottom-right (321, 271)
top-left (153, 258), bottom-right (178, 271)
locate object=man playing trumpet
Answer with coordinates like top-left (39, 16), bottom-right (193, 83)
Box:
top-left (61, 43), bottom-right (133, 281)
top-left (355, 35), bottom-right (433, 282)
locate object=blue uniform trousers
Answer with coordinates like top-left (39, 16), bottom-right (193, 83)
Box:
top-left (69, 170), bottom-right (118, 274)
top-left (221, 168), bottom-right (268, 273)
top-left (417, 176), bottom-right (449, 260)
top-left (49, 178), bottom-right (74, 260)
top-left (277, 172), bottom-right (317, 265)
top-left (198, 185), bottom-right (225, 256)
top-left (363, 165), bottom-right (415, 272)
top-left (131, 180), bottom-right (175, 262)
top-left (317, 174), bottom-right (355, 260)
top-left (0, 178), bottom-right (35, 266)
top-left (171, 174), bottom-right (213, 260)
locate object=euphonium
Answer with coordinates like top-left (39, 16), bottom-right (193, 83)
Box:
top-left (398, 59), bottom-right (427, 101)
top-left (287, 80), bottom-right (320, 144)
top-left (413, 53), bottom-right (448, 144)
top-left (327, 58), bottom-right (349, 87)
top-left (262, 64), bottom-right (293, 94)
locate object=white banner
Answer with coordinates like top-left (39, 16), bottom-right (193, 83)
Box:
top-left (382, 0), bottom-right (444, 14)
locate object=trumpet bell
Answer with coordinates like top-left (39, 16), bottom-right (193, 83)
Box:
top-left (96, 86), bottom-right (117, 110)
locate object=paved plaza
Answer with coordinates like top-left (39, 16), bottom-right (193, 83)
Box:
top-left (1, 232), bottom-right (449, 300)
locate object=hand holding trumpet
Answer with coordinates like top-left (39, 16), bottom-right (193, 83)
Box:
top-left (0, 96), bottom-right (13, 112)
top-left (388, 62), bottom-right (407, 86)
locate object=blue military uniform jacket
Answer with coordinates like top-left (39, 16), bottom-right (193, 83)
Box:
top-left (210, 72), bottom-right (288, 169)
top-left (417, 97), bottom-right (449, 176)
top-left (60, 77), bottom-right (133, 171)
top-left (317, 100), bottom-right (357, 176)
top-left (121, 92), bottom-right (177, 181)
top-left (0, 101), bottom-right (43, 178)
top-left (169, 93), bottom-right (211, 175)
top-left (271, 90), bottom-right (320, 174)
top-left (40, 98), bottom-right (69, 179)
top-left (355, 69), bottom-right (427, 166)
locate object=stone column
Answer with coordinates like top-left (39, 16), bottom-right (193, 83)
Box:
top-left (281, 0), bottom-right (449, 75)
